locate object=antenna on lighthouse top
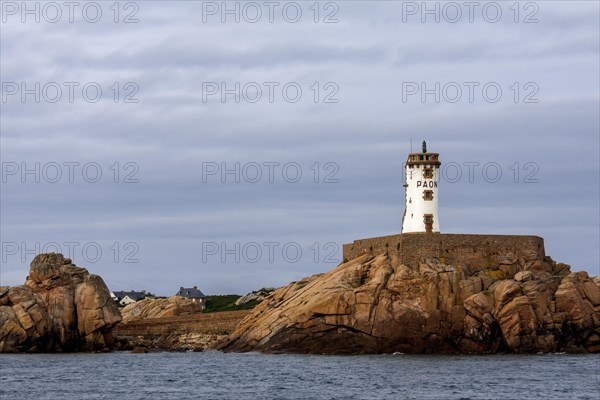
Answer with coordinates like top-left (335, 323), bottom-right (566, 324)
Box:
top-left (410, 137), bottom-right (413, 153)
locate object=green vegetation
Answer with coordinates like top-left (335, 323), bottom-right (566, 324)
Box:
top-left (202, 295), bottom-right (261, 313)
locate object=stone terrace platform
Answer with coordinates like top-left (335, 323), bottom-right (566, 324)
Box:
top-left (342, 233), bottom-right (545, 271)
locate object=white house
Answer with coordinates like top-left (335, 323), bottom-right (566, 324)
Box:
top-left (175, 286), bottom-right (206, 309)
top-left (111, 290), bottom-right (147, 306)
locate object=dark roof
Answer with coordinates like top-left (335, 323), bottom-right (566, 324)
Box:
top-left (175, 286), bottom-right (205, 298)
top-left (113, 290), bottom-right (146, 301)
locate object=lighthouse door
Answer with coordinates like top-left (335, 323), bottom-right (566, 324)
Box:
top-left (424, 214), bottom-right (434, 233)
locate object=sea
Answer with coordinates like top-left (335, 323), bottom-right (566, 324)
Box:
top-left (1, 352), bottom-right (598, 400)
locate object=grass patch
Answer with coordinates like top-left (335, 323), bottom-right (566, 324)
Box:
top-left (202, 295), bottom-right (261, 313)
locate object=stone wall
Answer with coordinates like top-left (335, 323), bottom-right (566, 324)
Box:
top-left (113, 310), bottom-right (251, 352)
top-left (342, 233), bottom-right (545, 272)
top-left (114, 310), bottom-right (250, 337)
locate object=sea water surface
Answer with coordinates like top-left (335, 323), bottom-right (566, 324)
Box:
top-left (1, 352), bottom-right (598, 399)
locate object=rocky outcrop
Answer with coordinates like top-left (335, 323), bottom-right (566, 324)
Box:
top-left (0, 253), bottom-right (121, 353)
top-left (120, 296), bottom-right (202, 323)
top-left (234, 288), bottom-right (276, 306)
top-left (217, 252), bottom-right (600, 354)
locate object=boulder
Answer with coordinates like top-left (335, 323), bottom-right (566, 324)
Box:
top-left (234, 288), bottom-right (276, 306)
top-left (0, 253), bottom-right (121, 353)
top-left (120, 296), bottom-right (202, 323)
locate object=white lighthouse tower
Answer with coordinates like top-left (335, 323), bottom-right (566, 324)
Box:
top-left (402, 141), bottom-right (441, 233)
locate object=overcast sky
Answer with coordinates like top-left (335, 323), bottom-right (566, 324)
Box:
top-left (1, 1), bottom-right (598, 295)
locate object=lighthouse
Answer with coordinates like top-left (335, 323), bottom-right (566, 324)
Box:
top-left (402, 141), bottom-right (441, 233)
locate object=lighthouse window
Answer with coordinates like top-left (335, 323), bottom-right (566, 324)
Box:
top-left (423, 190), bottom-right (434, 201)
top-left (424, 169), bottom-right (433, 179)
top-left (423, 214), bottom-right (434, 233)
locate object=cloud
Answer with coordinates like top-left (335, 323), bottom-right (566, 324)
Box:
top-left (1, 1), bottom-right (598, 294)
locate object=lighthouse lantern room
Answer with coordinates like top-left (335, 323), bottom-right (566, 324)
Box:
top-left (402, 141), bottom-right (441, 234)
